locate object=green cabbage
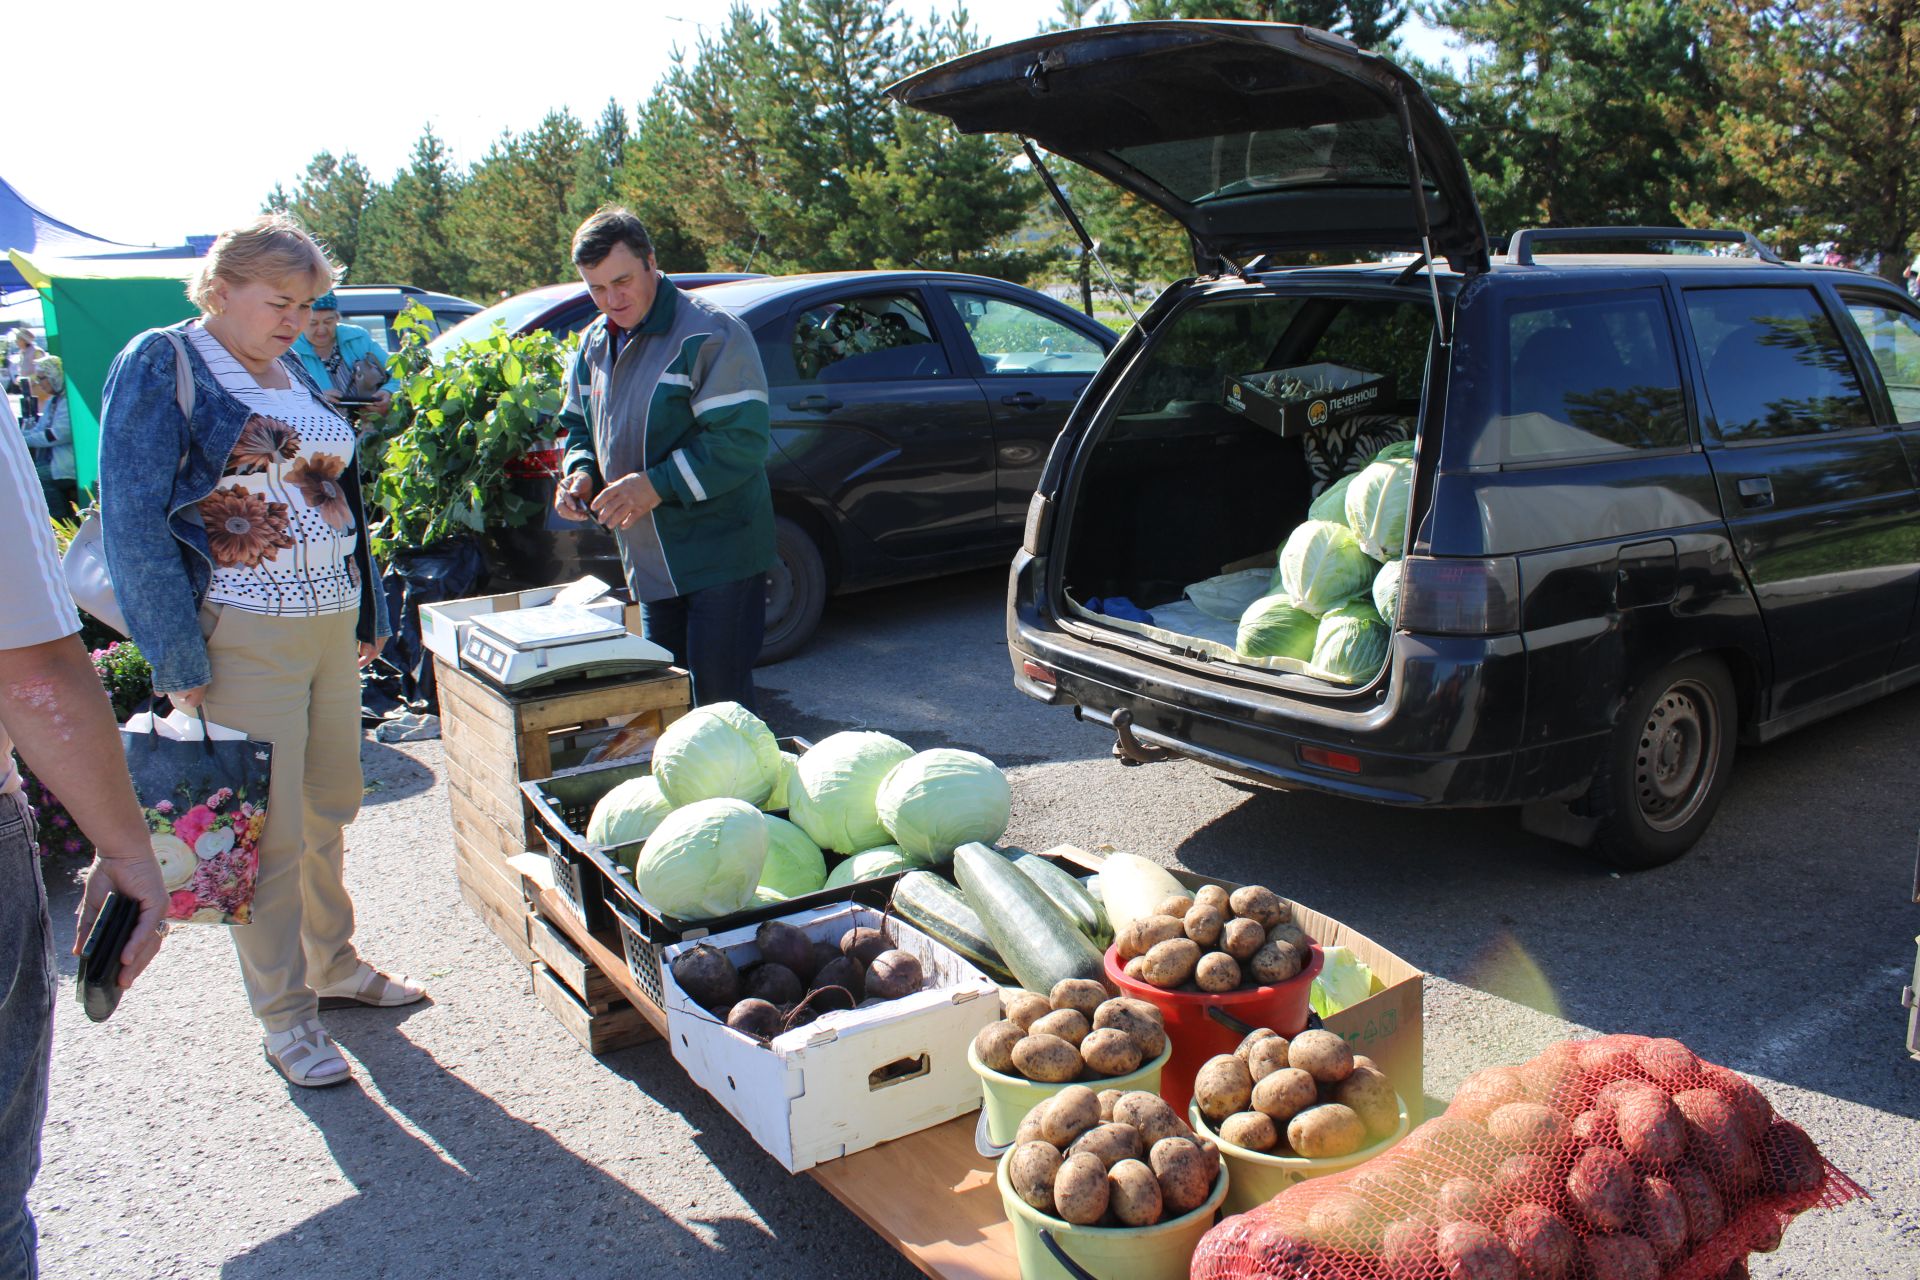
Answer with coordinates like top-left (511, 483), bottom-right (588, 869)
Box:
top-left (650, 702), bottom-right (783, 808)
top-left (1312, 597), bottom-right (1390, 684)
top-left (1276, 520), bottom-right (1378, 615)
top-left (1310, 945), bottom-right (1376, 1018)
top-left (1307, 472), bottom-right (1356, 525)
top-left (787, 731), bottom-right (916, 853)
top-left (1373, 439), bottom-right (1416, 463)
top-left (586, 775), bottom-right (674, 864)
top-left (876, 748), bottom-right (1011, 864)
top-left (758, 814), bottom-right (828, 899)
top-left (632, 797), bottom-right (768, 919)
top-left (1344, 459), bottom-right (1413, 561)
top-left (1372, 558), bottom-right (1402, 625)
top-left (761, 749), bottom-right (800, 812)
top-left (824, 845), bottom-right (918, 889)
top-left (1235, 594), bottom-right (1320, 661)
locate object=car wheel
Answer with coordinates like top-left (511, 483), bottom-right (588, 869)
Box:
top-left (758, 516), bottom-right (826, 666)
top-left (1586, 655), bottom-right (1737, 870)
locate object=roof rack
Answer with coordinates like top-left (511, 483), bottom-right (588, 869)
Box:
top-left (336, 283), bottom-right (428, 295)
top-left (1508, 227), bottom-right (1785, 267)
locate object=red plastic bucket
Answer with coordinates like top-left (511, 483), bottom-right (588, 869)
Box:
top-left (1104, 943), bottom-right (1324, 1117)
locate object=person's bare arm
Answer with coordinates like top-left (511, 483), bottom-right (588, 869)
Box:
top-left (0, 634), bottom-right (166, 985)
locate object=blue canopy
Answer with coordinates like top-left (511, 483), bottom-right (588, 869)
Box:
top-left (0, 173), bottom-right (203, 295)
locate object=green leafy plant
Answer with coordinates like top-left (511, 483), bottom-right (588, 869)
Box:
top-left (364, 303), bottom-right (576, 558)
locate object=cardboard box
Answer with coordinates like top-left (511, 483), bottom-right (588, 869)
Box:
top-left (661, 903), bottom-right (1000, 1173)
top-left (420, 585), bottom-right (633, 670)
top-left (1224, 361), bottom-right (1394, 438)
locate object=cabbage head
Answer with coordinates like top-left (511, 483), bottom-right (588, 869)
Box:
top-left (1276, 520), bottom-right (1378, 615)
top-left (1344, 459), bottom-right (1413, 561)
top-left (587, 775), bottom-right (675, 867)
top-left (761, 750), bottom-right (800, 812)
top-left (757, 814), bottom-right (827, 899)
top-left (1373, 439), bottom-right (1415, 463)
top-left (1312, 597), bottom-right (1390, 684)
top-left (632, 797), bottom-right (768, 919)
top-left (787, 731), bottom-right (916, 853)
top-left (1235, 593), bottom-right (1320, 661)
top-left (1372, 558), bottom-right (1402, 625)
top-left (876, 748), bottom-right (1011, 864)
top-left (1307, 472), bottom-right (1357, 525)
top-left (651, 702), bottom-right (782, 808)
top-left (824, 845), bottom-right (919, 890)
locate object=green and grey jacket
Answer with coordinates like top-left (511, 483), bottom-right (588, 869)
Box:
top-left (558, 275), bottom-right (775, 602)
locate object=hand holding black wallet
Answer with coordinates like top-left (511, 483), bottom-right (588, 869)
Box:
top-left (77, 891), bottom-right (141, 1023)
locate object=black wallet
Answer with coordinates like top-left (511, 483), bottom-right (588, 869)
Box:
top-left (77, 892), bottom-right (140, 1023)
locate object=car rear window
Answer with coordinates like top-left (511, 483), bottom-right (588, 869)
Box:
top-left (1497, 290), bottom-right (1689, 462)
top-left (1685, 286), bottom-right (1875, 441)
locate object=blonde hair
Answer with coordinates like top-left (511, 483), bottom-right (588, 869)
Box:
top-left (188, 215), bottom-right (337, 314)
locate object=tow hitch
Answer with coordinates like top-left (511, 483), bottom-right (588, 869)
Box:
top-left (1109, 708), bottom-right (1172, 767)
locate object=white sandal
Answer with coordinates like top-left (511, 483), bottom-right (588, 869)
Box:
top-left (316, 962), bottom-right (428, 1010)
top-left (264, 1019), bottom-right (352, 1088)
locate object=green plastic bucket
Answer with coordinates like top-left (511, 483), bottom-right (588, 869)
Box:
top-left (995, 1148), bottom-right (1228, 1280)
top-left (1188, 1095), bottom-right (1411, 1215)
top-left (969, 1042), bottom-right (1171, 1150)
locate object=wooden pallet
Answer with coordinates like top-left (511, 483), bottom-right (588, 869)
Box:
top-left (531, 962), bottom-right (656, 1055)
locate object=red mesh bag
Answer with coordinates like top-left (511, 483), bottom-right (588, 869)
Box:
top-left (1190, 1034), bottom-right (1863, 1280)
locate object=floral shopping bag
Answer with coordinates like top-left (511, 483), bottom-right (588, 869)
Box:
top-left (121, 705), bottom-right (272, 924)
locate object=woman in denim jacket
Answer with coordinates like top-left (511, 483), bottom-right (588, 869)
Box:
top-left (98, 216), bottom-right (421, 1088)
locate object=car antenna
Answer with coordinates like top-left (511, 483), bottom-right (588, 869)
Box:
top-left (1021, 137), bottom-right (1141, 329)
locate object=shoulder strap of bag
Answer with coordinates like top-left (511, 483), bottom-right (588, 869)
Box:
top-left (158, 328), bottom-right (195, 421)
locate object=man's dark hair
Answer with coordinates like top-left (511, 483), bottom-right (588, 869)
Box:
top-left (571, 206), bottom-right (655, 269)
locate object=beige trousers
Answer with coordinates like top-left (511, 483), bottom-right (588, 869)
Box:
top-left (198, 604), bottom-right (364, 1033)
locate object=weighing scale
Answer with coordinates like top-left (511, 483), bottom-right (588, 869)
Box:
top-left (461, 602), bottom-right (674, 691)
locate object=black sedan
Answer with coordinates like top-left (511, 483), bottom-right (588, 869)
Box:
top-left (476, 271), bottom-right (1117, 662)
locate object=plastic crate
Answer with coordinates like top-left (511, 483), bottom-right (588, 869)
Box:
top-left (538, 827), bottom-right (613, 933)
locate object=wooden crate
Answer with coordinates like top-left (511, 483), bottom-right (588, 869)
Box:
top-left (531, 962), bottom-right (656, 1055)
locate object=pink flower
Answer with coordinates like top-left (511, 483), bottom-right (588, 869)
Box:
top-left (171, 805), bottom-right (215, 847)
top-left (167, 890), bottom-right (198, 920)
top-left (209, 788), bottom-right (234, 809)
top-left (155, 801), bottom-right (174, 815)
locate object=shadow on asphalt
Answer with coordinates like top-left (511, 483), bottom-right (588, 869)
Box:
top-left (359, 738), bottom-right (438, 807)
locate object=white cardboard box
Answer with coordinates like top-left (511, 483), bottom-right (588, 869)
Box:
top-left (661, 903), bottom-right (1000, 1173)
top-left (419, 585), bottom-right (630, 669)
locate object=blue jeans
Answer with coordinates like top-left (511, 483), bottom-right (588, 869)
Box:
top-left (0, 789), bottom-right (51, 1280)
top-left (639, 573), bottom-right (767, 711)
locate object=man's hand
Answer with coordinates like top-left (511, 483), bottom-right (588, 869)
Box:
top-left (591, 473), bottom-right (663, 531)
top-left (75, 847), bottom-right (169, 988)
top-left (555, 471), bottom-right (596, 522)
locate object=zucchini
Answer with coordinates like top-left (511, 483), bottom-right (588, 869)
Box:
top-left (954, 842), bottom-right (1106, 993)
top-left (891, 871), bottom-right (1013, 983)
top-left (1015, 854), bottom-right (1111, 948)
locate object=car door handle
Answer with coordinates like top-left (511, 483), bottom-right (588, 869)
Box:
top-left (1000, 392), bottom-right (1046, 410)
top-left (786, 394), bottom-right (843, 413)
top-left (1736, 476), bottom-right (1774, 508)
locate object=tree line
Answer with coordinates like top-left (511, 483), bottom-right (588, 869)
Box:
top-left (267, 0), bottom-right (1920, 301)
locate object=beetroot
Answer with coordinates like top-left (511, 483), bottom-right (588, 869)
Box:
top-left (670, 943), bottom-right (740, 1008)
top-left (754, 920), bottom-right (813, 978)
top-left (726, 998), bottom-right (783, 1039)
top-left (811, 955), bottom-right (866, 1001)
top-left (743, 962), bottom-right (803, 1007)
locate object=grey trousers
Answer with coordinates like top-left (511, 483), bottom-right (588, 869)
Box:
top-left (0, 788), bottom-right (52, 1280)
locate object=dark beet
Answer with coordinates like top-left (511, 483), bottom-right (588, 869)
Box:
top-left (671, 943), bottom-right (741, 1008)
top-left (755, 920), bottom-right (813, 977)
top-left (806, 940), bottom-right (840, 981)
top-left (726, 998), bottom-right (783, 1039)
top-left (811, 955), bottom-right (866, 1001)
top-left (803, 984), bottom-right (857, 1016)
top-left (743, 962), bottom-right (804, 1006)
top-left (840, 926), bottom-right (890, 965)
top-left (865, 949), bottom-right (924, 1000)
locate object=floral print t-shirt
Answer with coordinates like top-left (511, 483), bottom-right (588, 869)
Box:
top-left (187, 323), bottom-right (360, 616)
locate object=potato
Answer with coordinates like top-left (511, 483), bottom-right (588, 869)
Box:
top-left (972, 1020), bottom-right (1024, 1074)
top-left (1114, 1091), bottom-right (1185, 1148)
top-left (1096, 1088), bottom-right (1123, 1124)
top-left (1040, 1085), bottom-right (1102, 1147)
top-left (1335, 1064), bottom-right (1399, 1139)
top-left (1287, 1103), bottom-right (1367, 1158)
top-left (1288, 1029), bottom-right (1355, 1084)
top-left (1182, 903), bottom-right (1225, 948)
top-left (1194, 951), bottom-right (1242, 993)
top-left (1219, 916), bottom-right (1267, 961)
top-left (1149, 1136), bottom-right (1214, 1215)
top-left (1070, 1121), bottom-right (1145, 1170)
top-left (1491, 1153), bottom-right (1554, 1203)
top-left (1487, 1102), bottom-right (1572, 1157)
top-left (1583, 1234), bottom-right (1659, 1280)
top-left (1193, 1054), bottom-right (1255, 1125)
top-left (1228, 884), bottom-right (1288, 928)
top-left (1008, 1141), bottom-right (1063, 1214)
top-left (1435, 1176), bottom-right (1494, 1225)
top-left (1234, 1027), bottom-right (1279, 1061)
top-left (1252, 1067), bottom-right (1319, 1123)
top-left (1566, 1146), bottom-right (1637, 1231)
top-left (1004, 991), bottom-right (1052, 1031)
top-left (1434, 1222), bottom-right (1519, 1280)
top-left (1305, 1189), bottom-right (1386, 1250)
top-left (1638, 1175), bottom-right (1689, 1260)
top-left (1613, 1086), bottom-right (1684, 1165)
top-left (1380, 1218), bottom-right (1440, 1271)
top-left (1761, 1121), bottom-right (1825, 1196)
top-left (1093, 999), bottom-right (1167, 1060)
top-left (1671, 1088), bottom-right (1751, 1178)
top-left (1249, 940), bottom-right (1305, 986)
top-left (1123, 955), bottom-right (1149, 981)
top-left (1265, 921), bottom-right (1311, 953)
top-left (1154, 892), bottom-right (1196, 920)
top-left (1219, 1110), bottom-right (1278, 1152)
top-left (1013, 1033), bottom-right (1084, 1084)
top-left (1500, 1204), bottom-right (1575, 1280)
top-left (1247, 1035), bottom-right (1293, 1082)
top-left (1049, 978), bottom-right (1108, 1021)
top-left (1572, 1107), bottom-right (1618, 1149)
top-left (1447, 1066), bottom-right (1530, 1124)
top-left (1518, 1041), bottom-right (1585, 1109)
top-left (1080, 1027), bottom-right (1144, 1078)
top-left (1106, 1158), bottom-right (1163, 1227)
top-left (1015, 1101), bottom-right (1048, 1148)
top-left (1703, 1064), bottom-right (1774, 1138)
top-left (1030, 1007), bottom-right (1091, 1048)
top-left (1634, 1037), bottom-right (1701, 1089)
top-left (1669, 1162), bottom-right (1725, 1244)
top-left (1139, 938), bottom-right (1201, 989)
top-left (1193, 884), bottom-right (1231, 915)
top-left (1116, 913), bottom-right (1186, 961)
top-left (1052, 1152), bottom-right (1111, 1225)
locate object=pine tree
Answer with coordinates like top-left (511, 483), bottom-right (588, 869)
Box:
top-left (281, 152), bottom-right (375, 277)
top-left (357, 126), bottom-right (471, 294)
top-left (448, 111), bottom-right (587, 295)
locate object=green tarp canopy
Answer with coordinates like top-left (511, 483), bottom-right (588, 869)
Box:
top-left (9, 251), bottom-right (197, 494)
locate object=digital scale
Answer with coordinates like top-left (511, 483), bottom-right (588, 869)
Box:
top-left (460, 602), bottom-right (674, 691)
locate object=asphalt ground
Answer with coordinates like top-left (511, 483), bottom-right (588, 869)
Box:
top-left (31, 566), bottom-right (1920, 1278)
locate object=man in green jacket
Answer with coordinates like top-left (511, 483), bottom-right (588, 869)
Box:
top-left (554, 207), bottom-right (775, 709)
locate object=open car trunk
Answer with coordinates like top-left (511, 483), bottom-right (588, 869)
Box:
top-left (1056, 284), bottom-right (1435, 690)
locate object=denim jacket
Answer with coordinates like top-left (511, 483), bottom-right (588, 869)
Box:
top-left (98, 322), bottom-right (390, 693)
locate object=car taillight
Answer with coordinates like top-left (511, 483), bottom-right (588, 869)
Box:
top-left (1022, 492), bottom-right (1053, 556)
top-left (1396, 555), bottom-right (1521, 635)
top-left (1020, 659), bottom-right (1057, 689)
top-left (507, 446), bottom-right (563, 478)
top-left (1298, 745), bottom-right (1362, 774)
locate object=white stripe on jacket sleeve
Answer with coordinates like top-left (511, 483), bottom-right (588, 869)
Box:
top-left (672, 449), bottom-right (707, 502)
top-left (690, 387), bottom-right (769, 417)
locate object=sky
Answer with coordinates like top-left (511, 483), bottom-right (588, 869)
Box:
top-left (10, 0), bottom-right (1464, 251)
